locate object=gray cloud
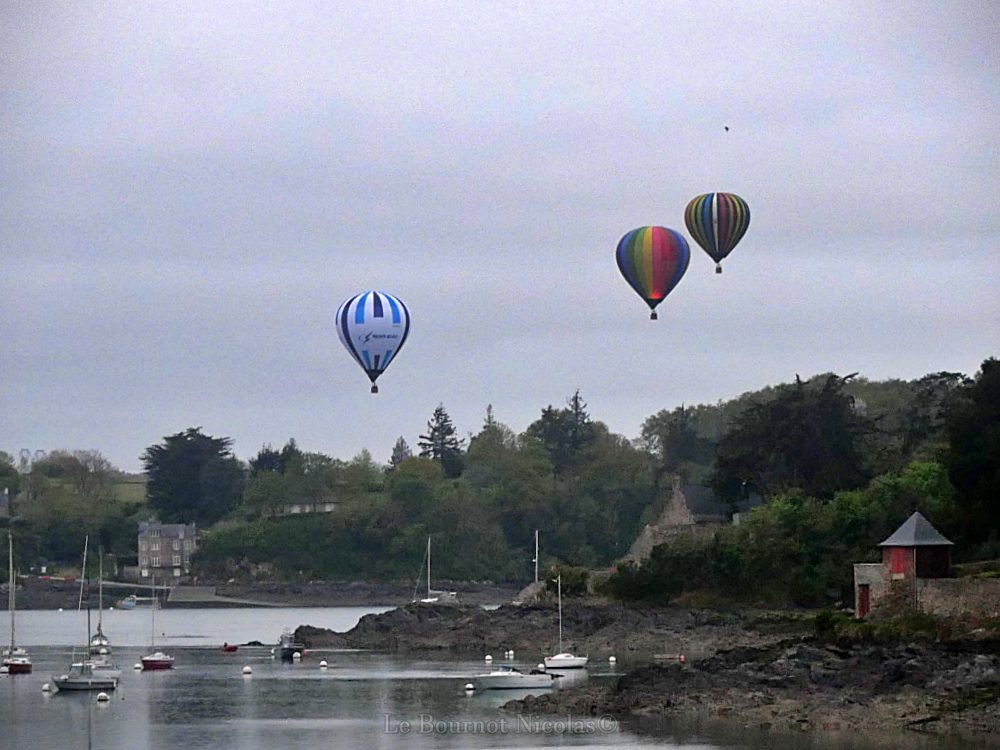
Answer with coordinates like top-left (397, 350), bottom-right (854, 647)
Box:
top-left (3, 1), bottom-right (998, 471)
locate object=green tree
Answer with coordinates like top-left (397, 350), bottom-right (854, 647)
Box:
top-left (0, 451), bottom-right (21, 497)
top-left (142, 428), bottom-right (245, 525)
top-left (418, 404), bottom-right (465, 478)
top-left (640, 405), bottom-right (716, 485)
top-left (18, 451), bottom-right (139, 563)
top-left (387, 437), bottom-right (412, 472)
top-left (945, 358), bottom-right (1000, 545)
top-left (711, 374), bottom-right (875, 501)
top-left (524, 391), bottom-right (596, 474)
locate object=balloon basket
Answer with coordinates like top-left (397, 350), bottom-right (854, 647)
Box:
top-left (650, 311), bottom-right (658, 321)
top-left (370, 384), bottom-right (379, 394)
top-left (715, 264), bottom-right (722, 274)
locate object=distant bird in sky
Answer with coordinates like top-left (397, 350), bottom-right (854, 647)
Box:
top-left (724, 125), bottom-right (729, 132)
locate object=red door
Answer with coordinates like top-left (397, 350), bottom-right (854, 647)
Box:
top-left (857, 584), bottom-right (871, 618)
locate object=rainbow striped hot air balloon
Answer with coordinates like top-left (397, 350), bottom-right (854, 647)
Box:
top-left (615, 226), bottom-right (690, 320)
top-left (336, 290), bottom-right (411, 393)
top-left (684, 192), bottom-right (750, 274)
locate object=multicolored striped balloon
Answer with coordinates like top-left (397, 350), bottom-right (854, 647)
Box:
top-left (684, 192), bottom-right (750, 274)
top-left (336, 290), bottom-right (411, 393)
top-left (615, 226), bottom-right (690, 320)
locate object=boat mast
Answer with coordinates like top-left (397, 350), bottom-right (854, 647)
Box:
top-left (426, 536), bottom-right (431, 599)
top-left (8, 532), bottom-right (14, 652)
top-left (76, 535), bottom-right (89, 660)
top-left (557, 574), bottom-right (563, 653)
top-left (150, 574), bottom-right (156, 649)
top-left (534, 530), bottom-right (539, 585)
top-left (97, 549), bottom-right (103, 631)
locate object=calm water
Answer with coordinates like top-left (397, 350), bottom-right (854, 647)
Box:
top-left (0, 607), bottom-right (985, 750)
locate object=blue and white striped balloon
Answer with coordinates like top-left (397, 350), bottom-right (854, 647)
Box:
top-left (336, 291), bottom-right (411, 393)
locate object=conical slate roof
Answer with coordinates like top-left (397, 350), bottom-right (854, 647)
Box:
top-left (879, 511), bottom-right (953, 547)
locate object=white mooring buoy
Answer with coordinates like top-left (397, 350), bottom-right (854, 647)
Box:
top-left (242, 666), bottom-right (253, 675)
top-left (319, 660), bottom-right (328, 669)
top-left (292, 652), bottom-right (302, 661)
top-left (537, 663), bottom-right (546, 671)
top-left (484, 654), bottom-right (493, 663)
top-left (609, 655), bottom-right (617, 664)
top-left (464, 682), bottom-right (475, 692)
top-left (96, 692), bottom-right (110, 703)
top-left (41, 683), bottom-right (52, 693)
top-left (133, 663), bottom-right (142, 670)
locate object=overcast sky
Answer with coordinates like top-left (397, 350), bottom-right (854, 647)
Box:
top-left (3, 1), bottom-right (998, 473)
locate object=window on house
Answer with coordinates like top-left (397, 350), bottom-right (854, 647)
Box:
top-left (151, 541), bottom-right (160, 551)
top-left (151, 556), bottom-right (160, 567)
top-left (173, 540), bottom-right (180, 550)
top-left (139, 555), bottom-right (148, 566)
top-left (172, 555), bottom-right (181, 566)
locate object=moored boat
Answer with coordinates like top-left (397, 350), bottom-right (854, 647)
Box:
top-left (52, 536), bottom-right (118, 691)
top-left (277, 629), bottom-right (305, 660)
top-left (141, 576), bottom-right (174, 670)
top-left (473, 665), bottom-right (556, 690)
top-left (53, 661), bottom-right (118, 691)
top-left (140, 651), bottom-right (175, 670)
top-left (2, 532), bottom-right (31, 675)
top-left (543, 574), bottom-right (588, 669)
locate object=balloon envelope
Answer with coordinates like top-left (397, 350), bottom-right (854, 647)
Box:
top-left (615, 226), bottom-right (690, 318)
top-left (684, 192), bottom-right (750, 273)
top-left (336, 291), bottom-right (411, 392)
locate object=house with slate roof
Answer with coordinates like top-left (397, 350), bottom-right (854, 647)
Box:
top-left (854, 511), bottom-right (1000, 619)
top-left (625, 476), bottom-right (763, 563)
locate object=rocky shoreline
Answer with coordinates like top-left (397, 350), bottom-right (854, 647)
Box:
top-left (295, 600), bottom-right (1000, 743)
top-left (293, 600), bottom-right (808, 658)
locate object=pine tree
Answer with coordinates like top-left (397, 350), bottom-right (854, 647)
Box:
top-left (387, 437), bottom-right (412, 472)
top-left (418, 404), bottom-right (465, 478)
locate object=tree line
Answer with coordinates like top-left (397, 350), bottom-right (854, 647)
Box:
top-left (2, 358), bottom-right (997, 604)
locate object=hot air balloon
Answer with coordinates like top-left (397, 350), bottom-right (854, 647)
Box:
top-left (684, 192), bottom-right (750, 274)
top-left (336, 290), bottom-right (410, 393)
top-left (615, 226), bottom-right (690, 320)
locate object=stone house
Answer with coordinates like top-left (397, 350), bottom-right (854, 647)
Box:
top-left (625, 476), bottom-right (763, 563)
top-left (853, 511), bottom-right (1000, 619)
top-left (137, 521), bottom-right (198, 580)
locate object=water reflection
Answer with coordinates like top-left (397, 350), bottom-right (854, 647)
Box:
top-left (0, 609), bottom-right (993, 750)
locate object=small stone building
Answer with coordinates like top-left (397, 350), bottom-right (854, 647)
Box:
top-left (625, 476), bottom-right (762, 563)
top-left (851, 511), bottom-right (1000, 620)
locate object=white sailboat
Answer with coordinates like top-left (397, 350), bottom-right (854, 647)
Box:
top-left (2, 532), bottom-right (31, 674)
top-left (89, 550), bottom-right (110, 654)
top-left (89, 550), bottom-right (121, 679)
top-left (413, 536), bottom-right (457, 604)
top-left (543, 574), bottom-right (588, 669)
top-left (141, 575), bottom-right (174, 670)
top-left (473, 665), bottom-right (557, 690)
top-left (52, 536), bottom-right (118, 691)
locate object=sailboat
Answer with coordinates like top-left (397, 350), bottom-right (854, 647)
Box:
top-left (543, 574), bottom-right (588, 669)
top-left (88, 550), bottom-right (121, 680)
top-left (89, 550), bottom-right (110, 655)
top-left (2, 532), bottom-right (31, 674)
top-left (412, 536), bottom-right (457, 604)
top-left (140, 575), bottom-right (174, 670)
top-left (52, 536), bottom-right (118, 691)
